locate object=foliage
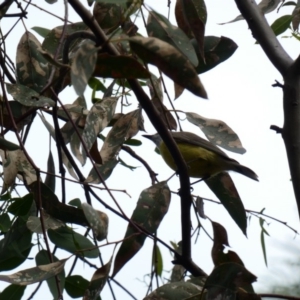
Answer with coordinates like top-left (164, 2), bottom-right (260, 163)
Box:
top-left (0, 0), bottom-right (298, 299)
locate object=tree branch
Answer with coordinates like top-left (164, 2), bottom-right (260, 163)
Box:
top-left (234, 0), bottom-right (293, 75)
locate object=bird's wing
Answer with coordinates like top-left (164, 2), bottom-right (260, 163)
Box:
top-left (171, 131), bottom-right (233, 161)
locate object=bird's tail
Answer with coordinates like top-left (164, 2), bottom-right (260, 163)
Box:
top-left (231, 163), bottom-right (259, 181)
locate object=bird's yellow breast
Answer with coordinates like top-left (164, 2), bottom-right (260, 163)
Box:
top-left (159, 142), bottom-right (227, 178)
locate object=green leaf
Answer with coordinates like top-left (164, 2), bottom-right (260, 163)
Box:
top-left (146, 10), bottom-right (198, 66)
top-left (6, 83), bottom-right (55, 107)
top-left (152, 245), bottom-right (163, 277)
top-left (123, 138), bottom-right (142, 146)
top-left (31, 26), bottom-right (51, 38)
top-left (48, 226), bottom-right (99, 258)
top-left (180, 0), bottom-right (207, 60)
top-left (0, 213), bottom-right (11, 232)
top-left (0, 285), bottom-right (26, 300)
top-left (185, 112), bottom-right (246, 154)
top-left (35, 250), bottom-right (65, 299)
top-left (205, 172), bottom-right (247, 236)
top-left (129, 36), bottom-right (207, 99)
top-left (45, 151), bottom-right (56, 193)
top-left (88, 77), bottom-right (107, 93)
top-left (192, 36), bottom-right (238, 74)
top-left (260, 229), bottom-right (268, 267)
top-left (0, 137), bottom-right (20, 151)
top-left (270, 15), bottom-right (293, 36)
top-left (68, 198), bottom-right (82, 208)
top-left (71, 39), bottom-right (98, 97)
top-left (94, 53), bottom-right (150, 78)
top-left (112, 181), bottom-right (171, 276)
top-left (0, 218), bottom-right (33, 271)
top-left (65, 275), bottom-right (89, 298)
top-left (8, 194), bottom-right (33, 217)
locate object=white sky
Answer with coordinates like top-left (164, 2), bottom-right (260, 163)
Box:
top-left (1, 0), bottom-right (299, 299)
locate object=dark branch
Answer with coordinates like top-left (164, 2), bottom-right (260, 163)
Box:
top-left (234, 0), bottom-right (293, 75)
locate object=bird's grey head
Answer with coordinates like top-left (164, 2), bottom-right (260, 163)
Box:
top-left (142, 133), bottom-right (163, 147)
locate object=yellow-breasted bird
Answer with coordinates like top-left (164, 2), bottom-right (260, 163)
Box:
top-left (143, 131), bottom-right (258, 181)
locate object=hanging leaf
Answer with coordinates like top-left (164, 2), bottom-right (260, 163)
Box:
top-left (83, 258), bottom-right (112, 300)
top-left (35, 250), bottom-right (65, 299)
top-left (0, 101), bottom-right (32, 132)
top-left (0, 213), bottom-right (11, 233)
top-left (259, 212), bottom-right (270, 267)
top-left (82, 203), bottom-right (109, 241)
top-left (0, 217), bottom-right (32, 272)
top-left (16, 31), bottom-right (49, 93)
top-left (100, 109), bottom-right (144, 163)
top-left (147, 10), bottom-right (198, 66)
top-left (71, 40), bottom-right (98, 96)
top-left (82, 97), bottom-right (118, 153)
top-left (0, 258), bottom-right (68, 285)
top-left (205, 172), bottom-right (247, 236)
top-left (175, 0), bottom-right (193, 38)
top-left (8, 194), bottom-right (33, 217)
top-left (112, 181), bottom-right (171, 277)
top-left (192, 36), bottom-right (238, 74)
top-left (180, 0), bottom-right (207, 61)
top-left (93, 54), bottom-right (150, 78)
top-left (129, 36), bottom-right (207, 98)
top-left (45, 151), bottom-right (56, 192)
top-left (6, 83), bottom-right (55, 107)
top-left (48, 226), bottom-right (99, 258)
top-left (152, 245), bottom-right (163, 277)
top-left (186, 112), bottom-right (246, 154)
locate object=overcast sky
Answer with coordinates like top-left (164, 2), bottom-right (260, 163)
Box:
top-left (1, 0), bottom-right (299, 299)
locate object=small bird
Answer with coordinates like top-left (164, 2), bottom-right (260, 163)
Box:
top-left (143, 131), bottom-right (258, 181)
